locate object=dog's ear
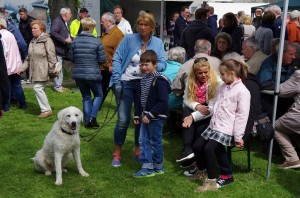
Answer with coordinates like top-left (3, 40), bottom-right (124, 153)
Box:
top-left (57, 108), bottom-right (65, 124)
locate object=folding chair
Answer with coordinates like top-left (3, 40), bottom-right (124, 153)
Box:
top-left (227, 141), bottom-right (251, 172)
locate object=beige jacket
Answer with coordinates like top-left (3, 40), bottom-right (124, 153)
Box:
top-left (21, 33), bottom-right (57, 82)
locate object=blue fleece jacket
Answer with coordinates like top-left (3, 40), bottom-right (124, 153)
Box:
top-left (110, 33), bottom-right (166, 87)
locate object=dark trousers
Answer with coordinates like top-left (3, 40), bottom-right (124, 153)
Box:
top-left (193, 137), bottom-right (232, 179)
top-left (4, 73), bottom-right (26, 111)
top-left (182, 107), bottom-right (210, 151)
top-left (99, 70), bottom-right (111, 109)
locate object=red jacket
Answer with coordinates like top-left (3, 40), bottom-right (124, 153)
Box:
top-left (286, 21), bottom-right (300, 44)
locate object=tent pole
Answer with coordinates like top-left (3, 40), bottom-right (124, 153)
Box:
top-left (160, 0), bottom-right (164, 40)
top-left (266, 0), bottom-right (289, 179)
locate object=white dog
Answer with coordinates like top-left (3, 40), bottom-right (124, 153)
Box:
top-left (32, 106), bottom-right (89, 185)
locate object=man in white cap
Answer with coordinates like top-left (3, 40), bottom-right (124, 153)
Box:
top-left (113, 5), bottom-right (132, 35)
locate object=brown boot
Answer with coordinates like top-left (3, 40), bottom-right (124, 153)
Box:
top-left (195, 179), bottom-right (218, 192)
top-left (37, 110), bottom-right (52, 118)
top-left (190, 170), bottom-right (208, 182)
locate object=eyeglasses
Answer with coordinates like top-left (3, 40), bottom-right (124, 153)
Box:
top-left (194, 57), bottom-right (208, 64)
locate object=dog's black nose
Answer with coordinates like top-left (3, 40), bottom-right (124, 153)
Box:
top-left (71, 121), bottom-right (76, 126)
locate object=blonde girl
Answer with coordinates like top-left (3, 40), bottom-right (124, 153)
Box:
top-left (176, 57), bottom-right (222, 163)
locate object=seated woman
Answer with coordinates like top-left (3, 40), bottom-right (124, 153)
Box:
top-left (176, 57), bottom-right (222, 163)
top-left (211, 32), bottom-right (233, 60)
top-left (162, 46), bottom-right (186, 110)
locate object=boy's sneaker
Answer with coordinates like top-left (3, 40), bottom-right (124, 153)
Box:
top-left (180, 157), bottom-right (196, 168)
top-left (154, 168), bottom-right (165, 175)
top-left (216, 176), bottom-right (234, 188)
top-left (183, 166), bottom-right (198, 177)
top-left (112, 154), bottom-right (121, 167)
top-left (133, 168), bottom-right (155, 178)
top-left (176, 150), bottom-right (195, 163)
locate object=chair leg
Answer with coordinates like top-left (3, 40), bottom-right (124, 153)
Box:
top-left (247, 143), bottom-right (251, 172)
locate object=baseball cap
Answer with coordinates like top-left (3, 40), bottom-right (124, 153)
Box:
top-left (80, 8), bottom-right (88, 13)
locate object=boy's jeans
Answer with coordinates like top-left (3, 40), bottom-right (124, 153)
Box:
top-left (139, 118), bottom-right (164, 170)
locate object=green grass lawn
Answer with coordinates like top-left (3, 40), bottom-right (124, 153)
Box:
top-left (1, 85), bottom-right (300, 198)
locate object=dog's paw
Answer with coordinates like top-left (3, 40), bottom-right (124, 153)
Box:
top-left (80, 171), bottom-right (89, 177)
top-left (55, 179), bottom-right (63, 185)
top-left (62, 169), bottom-right (68, 173)
top-left (45, 171), bottom-right (52, 176)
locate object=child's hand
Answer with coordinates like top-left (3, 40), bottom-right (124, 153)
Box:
top-left (195, 104), bottom-right (209, 115)
top-left (142, 116), bottom-right (150, 124)
top-left (182, 115), bottom-right (193, 128)
top-left (235, 139), bottom-right (244, 148)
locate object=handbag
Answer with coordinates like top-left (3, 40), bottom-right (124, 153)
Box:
top-left (253, 113), bottom-right (274, 142)
top-left (48, 61), bottom-right (62, 79)
top-left (44, 42), bottom-right (62, 79)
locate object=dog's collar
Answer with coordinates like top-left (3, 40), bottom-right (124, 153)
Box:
top-left (61, 128), bottom-right (73, 135)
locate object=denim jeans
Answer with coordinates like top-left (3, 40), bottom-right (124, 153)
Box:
top-left (4, 73), bottom-right (26, 111)
top-left (53, 56), bottom-right (63, 91)
top-left (114, 80), bottom-right (141, 146)
top-left (76, 79), bottom-right (103, 125)
top-left (139, 119), bottom-right (164, 170)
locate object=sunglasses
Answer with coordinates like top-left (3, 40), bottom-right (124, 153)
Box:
top-left (194, 57), bottom-right (208, 64)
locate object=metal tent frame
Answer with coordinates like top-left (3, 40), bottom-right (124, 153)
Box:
top-left (266, 0), bottom-right (289, 179)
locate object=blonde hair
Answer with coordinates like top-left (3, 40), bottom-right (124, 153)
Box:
top-left (187, 58), bottom-right (219, 102)
top-left (81, 17), bottom-right (96, 33)
top-left (136, 12), bottom-right (156, 33)
top-left (242, 15), bottom-right (252, 25)
top-left (0, 18), bottom-right (7, 29)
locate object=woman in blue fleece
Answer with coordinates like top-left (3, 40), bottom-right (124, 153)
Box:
top-left (110, 12), bottom-right (166, 167)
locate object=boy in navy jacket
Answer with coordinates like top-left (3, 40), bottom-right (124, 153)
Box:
top-left (133, 50), bottom-right (171, 177)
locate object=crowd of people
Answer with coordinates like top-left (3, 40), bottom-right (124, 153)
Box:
top-left (1, 3), bottom-right (300, 193)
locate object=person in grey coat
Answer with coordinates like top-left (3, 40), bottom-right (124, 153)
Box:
top-left (69, 18), bottom-right (106, 128)
top-left (275, 70), bottom-right (300, 169)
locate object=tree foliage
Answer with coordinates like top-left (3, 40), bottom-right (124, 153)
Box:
top-left (48, 0), bottom-right (77, 21)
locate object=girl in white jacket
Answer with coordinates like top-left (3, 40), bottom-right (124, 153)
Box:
top-left (176, 57), bottom-right (221, 164)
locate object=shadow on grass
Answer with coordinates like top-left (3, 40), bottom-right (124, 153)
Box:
top-left (274, 167), bottom-right (300, 196)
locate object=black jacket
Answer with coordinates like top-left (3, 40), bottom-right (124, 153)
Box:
top-left (0, 36), bottom-right (9, 110)
top-left (222, 25), bottom-right (244, 54)
top-left (243, 73), bottom-right (262, 141)
top-left (181, 20), bottom-right (215, 60)
top-left (173, 16), bottom-right (188, 47)
top-left (19, 17), bottom-right (33, 45)
top-left (50, 15), bottom-right (70, 58)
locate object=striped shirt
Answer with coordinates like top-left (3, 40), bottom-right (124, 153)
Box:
top-left (140, 71), bottom-right (160, 109)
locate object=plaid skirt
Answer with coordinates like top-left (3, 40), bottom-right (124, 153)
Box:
top-left (201, 127), bottom-right (234, 147)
